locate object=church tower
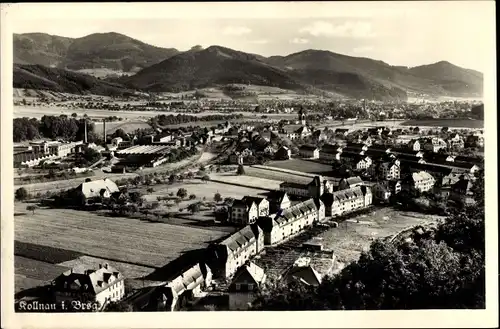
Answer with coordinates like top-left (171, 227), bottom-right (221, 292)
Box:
top-left (298, 108), bottom-right (306, 125)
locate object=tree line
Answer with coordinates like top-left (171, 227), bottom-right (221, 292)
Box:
top-left (148, 113), bottom-right (244, 128)
top-left (13, 115), bottom-right (100, 143)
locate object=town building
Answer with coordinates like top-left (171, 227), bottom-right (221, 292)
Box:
top-left (147, 263), bottom-right (213, 312)
top-left (52, 263), bottom-right (125, 310)
top-left (338, 176), bottom-right (364, 190)
top-left (319, 144), bottom-right (343, 161)
top-left (299, 145), bottom-right (319, 159)
top-left (266, 191), bottom-right (291, 214)
top-left (295, 126), bottom-right (312, 139)
top-left (284, 257), bottom-right (322, 286)
top-left (379, 160), bottom-right (401, 180)
top-left (449, 178), bottom-right (475, 205)
top-left (408, 140), bottom-right (421, 151)
top-left (422, 137), bottom-right (447, 153)
top-left (446, 134), bottom-right (465, 150)
top-left (207, 224), bottom-right (264, 279)
top-left (275, 146), bottom-right (292, 160)
top-left (402, 171), bottom-right (436, 193)
top-left (230, 198), bottom-right (259, 225)
top-left (228, 262), bottom-right (266, 311)
top-left (75, 178), bottom-right (119, 201)
top-left (257, 198), bottom-right (324, 245)
top-left (320, 185), bottom-right (372, 217)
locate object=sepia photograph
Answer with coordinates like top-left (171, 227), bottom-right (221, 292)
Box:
top-left (1, 1), bottom-right (497, 328)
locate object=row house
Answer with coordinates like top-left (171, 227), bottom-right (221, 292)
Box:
top-left (257, 199), bottom-right (325, 246)
top-left (402, 171), bottom-right (436, 193)
top-left (207, 224), bottom-right (264, 279)
top-left (52, 263), bottom-right (125, 310)
top-left (230, 197), bottom-right (269, 225)
top-left (319, 144), bottom-right (343, 161)
top-left (320, 186), bottom-right (372, 217)
top-left (299, 145), bottom-right (319, 159)
top-left (147, 263), bottom-right (213, 312)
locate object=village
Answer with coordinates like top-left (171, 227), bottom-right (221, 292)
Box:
top-left (14, 104), bottom-right (484, 312)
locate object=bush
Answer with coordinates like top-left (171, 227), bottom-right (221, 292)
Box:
top-left (177, 188), bottom-right (188, 199)
top-left (214, 193), bottom-right (222, 202)
top-left (189, 194), bottom-right (196, 200)
top-left (15, 187), bottom-right (29, 201)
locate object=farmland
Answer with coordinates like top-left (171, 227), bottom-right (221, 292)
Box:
top-left (15, 256), bottom-right (71, 293)
top-left (267, 159), bottom-right (334, 175)
top-left (209, 172), bottom-right (282, 190)
top-left (14, 203), bottom-right (230, 268)
top-left (93, 120), bottom-right (152, 135)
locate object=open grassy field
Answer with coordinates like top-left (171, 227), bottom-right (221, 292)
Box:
top-left (312, 207), bottom-right (444, 265)
top-left (14, 203), bottom-right (230, 268)
top-left (210, 173), bottom-right (282, 190)
top-left (15, 256), bottom-right (71, 293)
top-left (93, 120), bottom-right (152, 135)
top-left (401, 119), bottom-right (484, 129)
top-left (267, 159), bottom-right (334, 175)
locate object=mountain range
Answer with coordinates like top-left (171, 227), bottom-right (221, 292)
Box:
top-left (13, 32), bottom-right (483, 101)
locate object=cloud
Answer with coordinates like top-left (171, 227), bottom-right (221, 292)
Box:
top-left (249, 39), bottom-right (269, 44)
top-left (299, 21), bottom-right (376, 38)
top-left (222, 26), bottom-right (252, 35)
top-left (353, 46), bottom-right (374, 53)
top-left (290, 38), bottom-right (310, 44)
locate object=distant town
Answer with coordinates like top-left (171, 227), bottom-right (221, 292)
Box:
top-left (14, 95), bottom-right (485, 311)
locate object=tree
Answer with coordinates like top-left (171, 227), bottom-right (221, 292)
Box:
top-left (237, 165), bottom-right (245, 176)
top-left (15, 187), bottom-right (29, 201)
top-left (146, 187), bottom-right (155, 194)
top-left (187, 202), bottom-right (201, 213)
top-left (71, 113), bottom-right (78, 118)
top-left (26, 205), bottom-right (38, 215)
top-left (214, 193), bottom-right (222, 202)
top-left (177, 188), bottom-right (188, 199)
top-left (189, 194), bottom-right (197, 200)
top-left (168, 174), bottom-right (177, 184)
top-left (129, 192), bottom-right (143, 203)
top-left (201, 175), bottom-right (210, 183)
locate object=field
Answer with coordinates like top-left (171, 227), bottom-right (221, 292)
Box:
top-left (14, 203), bottom-right (230, 268)
top-left (267, 159), bottom-right (334, 175)
top-left (15, 256), bottom-right (71, 293)
top-left (210, 173), bottom-right (282, 190)
top-left (312, 207), bottom-right (444, 264)
top-left (401, 119), bottom-right (484, 129)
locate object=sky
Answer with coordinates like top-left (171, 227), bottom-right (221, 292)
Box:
top-left (6, 1), bottom-right (495, 72)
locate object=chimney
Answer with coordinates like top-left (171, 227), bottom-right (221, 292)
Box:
top-left (103, 119), bottom-right (107, 144)
top-left (84, 120), bottom-right (88, 144)
top-left (99, 264), bottom-right (102, 269)
top-left (104, 263), bottom-right (108, 269)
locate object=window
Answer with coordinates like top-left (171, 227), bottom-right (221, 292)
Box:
top-left (236, 283), bottom-right (241, 291)
top-left (248, 283), bottom-right (254, 290)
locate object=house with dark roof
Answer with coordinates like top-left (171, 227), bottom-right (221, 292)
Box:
top-left (279, 176), bottom-right (325, 199)
top-left (275, 146), bottom-right (291, 160)
top-left (52, 263), bottom-right (125, 310)
top-left (449, 178), bottom-right (475, 205)
top-left (147, 263), bottom-right (213, 312)
top-left (299, 145), bottom-right (319, 159)
top-left (338, 176), bottom-right (364, 190)
top-left (230, 196), bottom-right (269, 225)
top-left (207, 224), bottom-right (264, 279)
top-left (266, 191), bottom-right (291, 214)
top-left (284, 258), bottom-right (322, 286)
top-left (228, 262), bottom-right (266, 310)
top-left (319, 143), bottom-right (343, 161)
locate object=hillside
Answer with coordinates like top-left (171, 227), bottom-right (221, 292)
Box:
top-left (13, 64), bottom-right (136, 97)
top-left (122, 45), bottom-right (305, 92)
top-left (266, 50), bottom-right (483, 97)
top-left (14, 32), bottom-right (179, 74)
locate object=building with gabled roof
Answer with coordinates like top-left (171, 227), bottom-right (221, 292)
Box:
top-left (320, 185), bottom-right (372, 217)
top-left (147, 262), bottom-right (212, 312)
top-left (402, 171), bottom-right (436, 193)
top-left (52, 263), bottom-right (125, 310)
top-left (338, 176), bottom-right (364, 190)
top-left (75, 178), bottom-right (119, 200)
top-left (319, 143), bottom-right (343, 161)
top-left (228, 262), bottom-right (266, 310)
top-left (299, 145), bottom-right (319, 159)
top-left (257, 198), bottom-right (324, 245)
top-left (266, 191), bottom-right (291, 214)
top-left (207, 224), bottom-right (264, 279)
top-left (284, 258), bottom-right (322, 286)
